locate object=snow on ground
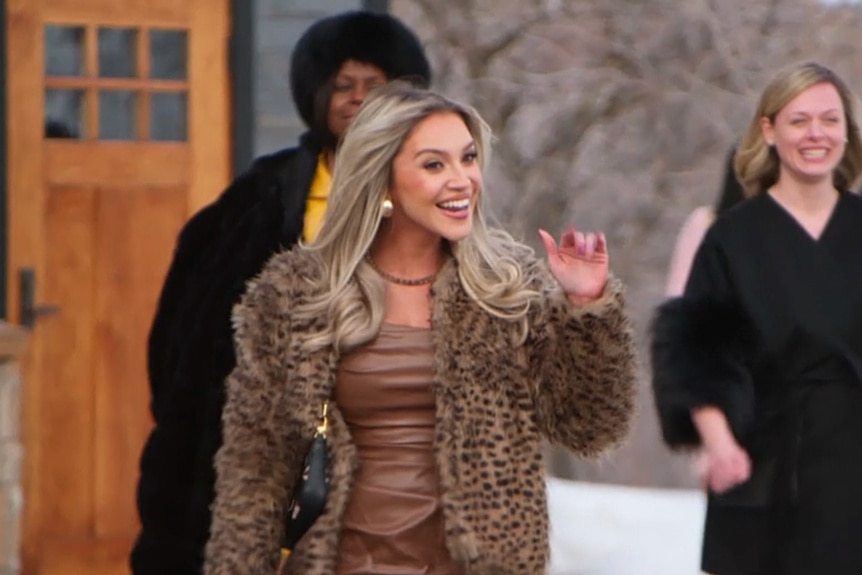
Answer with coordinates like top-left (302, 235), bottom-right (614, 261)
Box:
top-left (546, 477), bottom-right (707, 575)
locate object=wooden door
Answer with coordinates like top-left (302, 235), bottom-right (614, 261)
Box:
top-left (6, 0), bottom-right (231, 573)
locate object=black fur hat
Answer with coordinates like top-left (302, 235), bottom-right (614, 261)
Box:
top-left (289, 11), bottom-right (432, 143)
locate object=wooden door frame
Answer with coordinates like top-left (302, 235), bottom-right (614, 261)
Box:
top-left (0, 0), bottom-right (7, 319)
top-left (1, 0), bottom-right (394, 321)
top-left (0, 0), bottom-right (255, 322)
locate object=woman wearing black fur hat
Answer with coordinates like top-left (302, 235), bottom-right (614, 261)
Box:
top-left (652, 61), bottom-right (862, 574)
top-left (130, 12), bottom-right (431, 575)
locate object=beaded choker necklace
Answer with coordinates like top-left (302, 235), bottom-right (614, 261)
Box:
top-left (365, 254), bottom-right (437, 286)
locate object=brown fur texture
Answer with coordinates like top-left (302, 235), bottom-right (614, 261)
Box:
top-left (203, 247), bottom-right (637, 575)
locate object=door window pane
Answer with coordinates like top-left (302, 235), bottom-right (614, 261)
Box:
top-left (99, 28), bottom-right (138, 78)
top-left (45, 25), bottom-right (85, 77)
top-left (150, 92), bottom-right (187, 141)
top-left (99, 91), bottom-right (138, 140)
top-left (45, 89), bottom-right (86, 139)
top-left (149, 29), bottom-right (187, 80)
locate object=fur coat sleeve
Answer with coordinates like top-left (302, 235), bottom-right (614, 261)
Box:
top-left (650, 297), bottom-right (757, 448)
top-left (650, 229), bottom-right (757, 448)
top-left (528, 274), bottom-right (637, 456)
top-left (202, 259), bottom-right (307, 575)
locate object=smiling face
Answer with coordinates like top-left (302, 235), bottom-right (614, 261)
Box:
top-left (386, 111), bottom-right (483, 244)
top-left (327, 59), bottom-right (388, 140)
top-left (761, 81), bottom-right (847, 186)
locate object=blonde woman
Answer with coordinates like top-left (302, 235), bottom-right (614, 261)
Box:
top-left (203, 83), bottom-right (637, 575)
top-left (652, 61), bottom-right (862, 575)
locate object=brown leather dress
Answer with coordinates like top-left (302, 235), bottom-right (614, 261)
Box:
top-left (334, 323), bottom-right (462, 575)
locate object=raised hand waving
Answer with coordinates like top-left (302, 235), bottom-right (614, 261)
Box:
top-left (538, 226), bottom-right (609, 305)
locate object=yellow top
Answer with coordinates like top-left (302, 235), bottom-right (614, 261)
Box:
top-left (302, 153), bottom-right (332, 243)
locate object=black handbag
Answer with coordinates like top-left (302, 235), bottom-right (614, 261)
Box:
top-left (280, 401), bottom-right (331, 562)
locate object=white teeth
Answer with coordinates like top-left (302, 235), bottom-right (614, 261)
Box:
top-left (801, 149), bottom-right (827, 158)
top-left (439, 199), bottom-right (470, 210)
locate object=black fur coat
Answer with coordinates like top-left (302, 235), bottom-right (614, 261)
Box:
top-left (130, 134), bottom-right (319, 575)
top-left (651, 296), bottom-right (758, 448)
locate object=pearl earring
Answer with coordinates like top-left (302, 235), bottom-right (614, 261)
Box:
top-left (381, 198), bottom-right (393, 218)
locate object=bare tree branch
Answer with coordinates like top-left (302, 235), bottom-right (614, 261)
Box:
top-left (391, 0), bottom-right (862, 488)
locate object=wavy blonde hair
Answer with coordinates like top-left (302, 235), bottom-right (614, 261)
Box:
top-left (295, 82), bottom-right (546, 354)
top-left (735, 61), bottom-right (862, 195)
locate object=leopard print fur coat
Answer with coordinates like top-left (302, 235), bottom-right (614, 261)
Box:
top-left (203, 246), bottom-right (637, 575)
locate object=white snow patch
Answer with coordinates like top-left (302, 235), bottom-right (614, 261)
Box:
top-left (546, 477), bottom-right (707, 575)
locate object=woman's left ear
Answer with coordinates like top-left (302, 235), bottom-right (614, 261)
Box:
top-left (759, 116), bottom-right (774, 147)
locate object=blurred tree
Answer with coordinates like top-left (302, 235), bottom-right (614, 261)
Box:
top-left (394, 0), bottom-right (862, 487)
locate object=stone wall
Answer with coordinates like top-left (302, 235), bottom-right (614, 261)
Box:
top-left (0, 324), bottom-right (27, 575)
